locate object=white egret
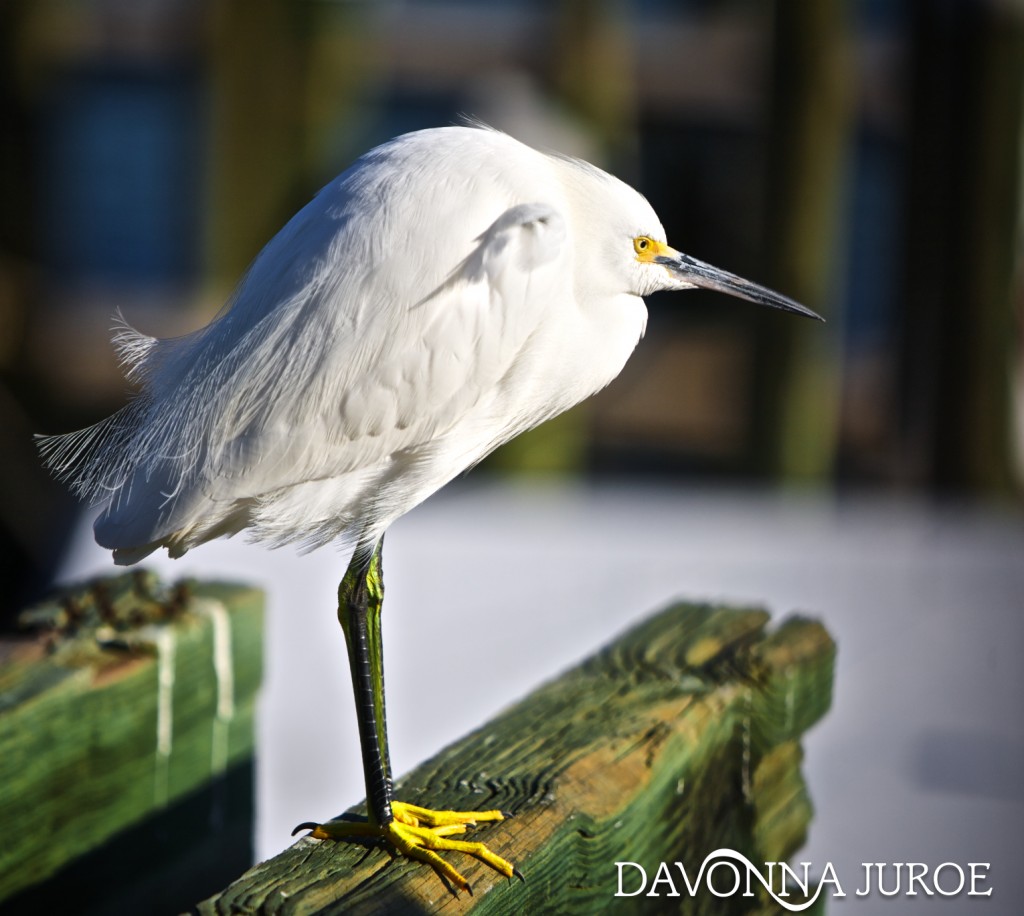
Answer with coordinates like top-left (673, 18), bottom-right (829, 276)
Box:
top-left (39, 125), bottom-right (820, 893)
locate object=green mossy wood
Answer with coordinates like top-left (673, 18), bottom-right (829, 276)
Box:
top-left (198, 602), bottom-right (834, 915)
top-left (0, 573), bottom-right (264, 903)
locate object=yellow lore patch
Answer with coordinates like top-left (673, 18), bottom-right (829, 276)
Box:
top-left (632, 236), bottom-right (675, 263)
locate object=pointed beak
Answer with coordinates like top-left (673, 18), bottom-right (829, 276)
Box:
top-left (654, 251), bottom-right (824, 321)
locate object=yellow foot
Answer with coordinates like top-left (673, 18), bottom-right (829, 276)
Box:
top-left (294, 801), bottom-right (520, 895)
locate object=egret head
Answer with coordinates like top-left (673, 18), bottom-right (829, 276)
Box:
top-left (573, 160), bottom-right (821, 321)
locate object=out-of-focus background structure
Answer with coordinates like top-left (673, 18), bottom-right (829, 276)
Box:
top-left (3, 0), bottom-right (1021, 608)
top-left (2, 1), bottom-right (1024, 910)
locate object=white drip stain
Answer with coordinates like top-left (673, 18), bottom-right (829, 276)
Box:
top-left (200, 598), bottom-right (235, 774)
top-left (153, 625), bottom-right (177, 806)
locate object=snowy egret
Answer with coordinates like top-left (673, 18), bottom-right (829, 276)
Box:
top-left (39, 125), bottom-right (821, 893)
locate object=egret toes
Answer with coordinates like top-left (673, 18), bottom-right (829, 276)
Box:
top-left (299, 802), bottom-right (514, 895)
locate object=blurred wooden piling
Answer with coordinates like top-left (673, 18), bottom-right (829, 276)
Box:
top-left (0, 572), bottom-right (264, 914)
top-left (197, 601), bottom-right (834, 915)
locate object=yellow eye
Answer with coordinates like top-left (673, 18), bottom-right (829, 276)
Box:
top-left (633, 236), bottom-right (663, 260)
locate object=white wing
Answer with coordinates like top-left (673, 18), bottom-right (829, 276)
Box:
top-left (40, 129), bottom-right (574, 558)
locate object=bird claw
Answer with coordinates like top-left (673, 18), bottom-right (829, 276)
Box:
top-left (300, 802), bottom-right (516, 895)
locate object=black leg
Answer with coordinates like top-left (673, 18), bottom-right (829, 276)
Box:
top-left (295, 533), bottom-right (516, 893)
top-left (338, 536), bottom-right (393, 827)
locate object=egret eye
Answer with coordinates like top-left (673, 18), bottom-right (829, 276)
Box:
top-left (633, 236), bottom-right (653, 256)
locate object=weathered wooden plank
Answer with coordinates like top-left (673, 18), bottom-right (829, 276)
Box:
top-left (0, 573), bottom-right (264, 905)
top-left (197, 601), bottom-right (834, 914)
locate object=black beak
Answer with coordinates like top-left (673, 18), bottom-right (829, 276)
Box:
top-left (655, 252), bottom-right (824, 321)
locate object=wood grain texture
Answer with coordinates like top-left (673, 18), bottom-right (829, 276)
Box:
top-left (197, 602), bottom-right (834, 915)
top-left (0, 574), bottom-right (264, 903)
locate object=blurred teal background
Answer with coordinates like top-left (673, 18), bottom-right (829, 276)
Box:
top-left (0, 1), bottom-right (1021, 608)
